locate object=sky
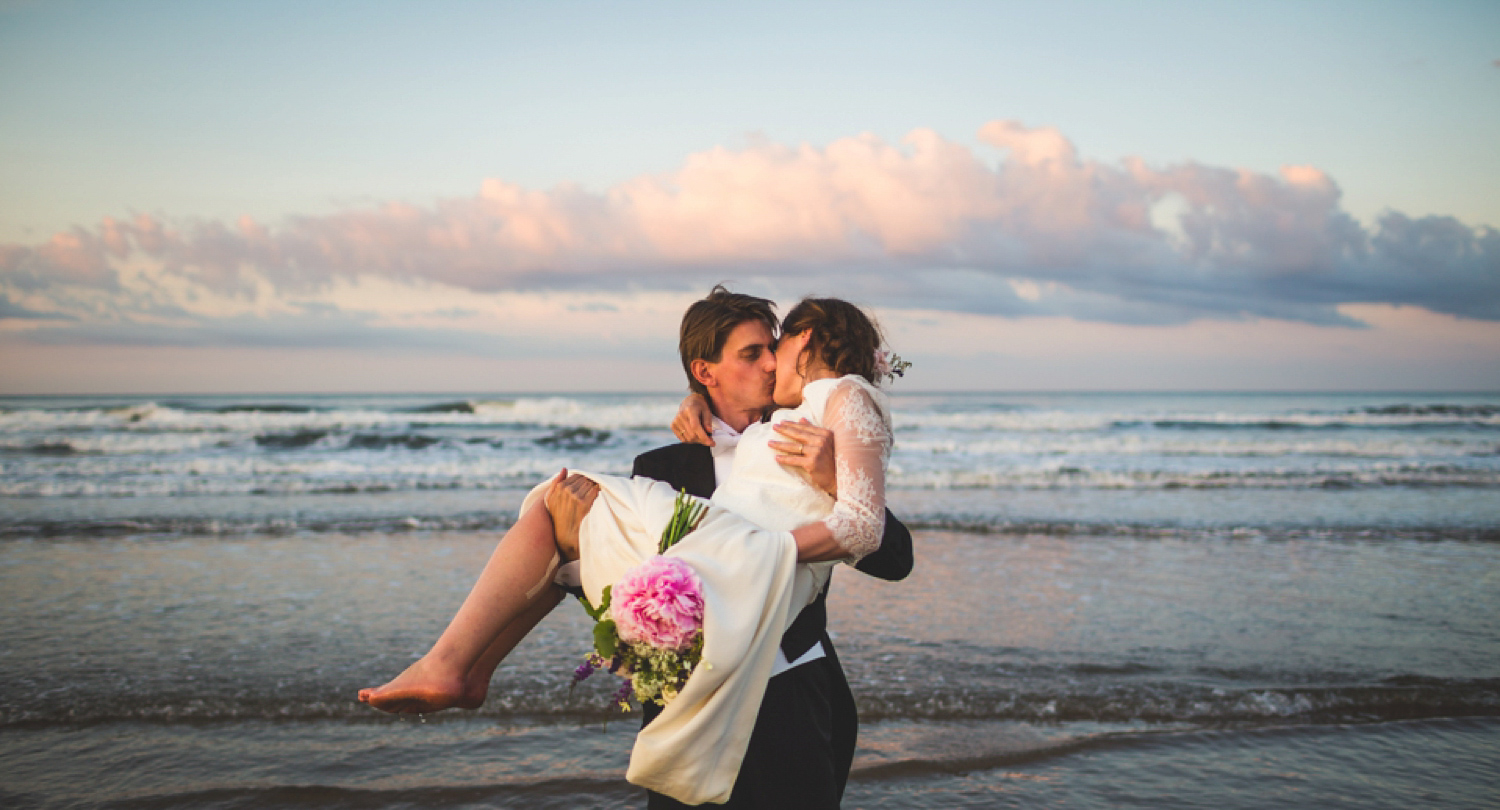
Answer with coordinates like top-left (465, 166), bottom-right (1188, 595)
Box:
top-left (1, 0), bottom-right (1497, 394)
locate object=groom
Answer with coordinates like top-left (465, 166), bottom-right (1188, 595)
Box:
top-left (552, 286), bottom-right (912, 808)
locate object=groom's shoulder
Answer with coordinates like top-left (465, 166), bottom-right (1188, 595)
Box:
top-left (633, 442), bottom-right (710, 471)
top-left (632, 442), bottom-right (714, 495)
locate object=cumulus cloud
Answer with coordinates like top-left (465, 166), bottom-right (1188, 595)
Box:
top-left (2, 120), bottom-right (1497, 347)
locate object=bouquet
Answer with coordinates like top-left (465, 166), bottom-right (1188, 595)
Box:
top-left (572, 490), bottom-right (709, 710)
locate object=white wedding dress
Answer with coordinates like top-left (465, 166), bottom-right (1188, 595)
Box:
top-left (518, 375), bottom-right (892, 804)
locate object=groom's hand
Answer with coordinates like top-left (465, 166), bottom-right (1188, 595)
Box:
top-left (771, 419), bottom-right (837, 496)
top-left (545, 469), bottom-right (598, 562)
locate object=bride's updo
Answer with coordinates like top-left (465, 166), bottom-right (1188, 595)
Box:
top-left (780, 297), bottom-right (886, 386)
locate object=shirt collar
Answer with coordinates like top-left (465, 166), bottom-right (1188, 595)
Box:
top-left (709, 416), bottom-right (742, 455)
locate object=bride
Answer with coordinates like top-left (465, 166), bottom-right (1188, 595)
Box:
top-left (358, 297), bottom-right (895, 804)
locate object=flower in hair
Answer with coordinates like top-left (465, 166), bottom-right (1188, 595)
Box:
top-left (875, 349), bottom-right (911, 383)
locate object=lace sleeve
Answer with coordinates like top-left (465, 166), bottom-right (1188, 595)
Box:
top-left (821, 379), bottom-right (892, 563)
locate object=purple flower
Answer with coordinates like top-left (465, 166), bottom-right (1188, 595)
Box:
top-left (572, 658), bottom-right (596, 683)
top-left (613, 678), bottom-right (635, 709)
top-left (611, 556), bottom-right (705, 651)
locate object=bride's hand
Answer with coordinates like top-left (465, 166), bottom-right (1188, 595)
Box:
top-left (671, 393), bottom-right (716, 446)
top-left (771, 419), bottom-right (836, 496)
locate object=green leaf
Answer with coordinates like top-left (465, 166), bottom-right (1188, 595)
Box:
top-left (576, 595), bottom-right (599, 620)
top-left (659, 488), bottom-right (709, 553)
top-left (594, 619), bottom-right (618, 659)
top-left (577, 587), bottom-right (611, 621)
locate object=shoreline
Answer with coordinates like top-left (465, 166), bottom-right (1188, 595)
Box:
top-left (4, 717), bottom-right (1496, 809)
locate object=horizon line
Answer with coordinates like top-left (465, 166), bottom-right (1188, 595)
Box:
top-left (3, 388), bottom-right (1499, 399)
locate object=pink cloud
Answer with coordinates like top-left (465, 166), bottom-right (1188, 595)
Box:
top-left (3, 121), bottom-right (1496, 325)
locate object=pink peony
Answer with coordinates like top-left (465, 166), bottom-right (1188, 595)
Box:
top-left (611, 556), bottom-right (705, 651)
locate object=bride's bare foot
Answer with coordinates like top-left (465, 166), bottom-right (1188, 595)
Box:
top-left (358, 656), bottom-right (487, 714)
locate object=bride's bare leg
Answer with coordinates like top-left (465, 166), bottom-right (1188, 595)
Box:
top-left (359, 499), bottom-right (563, 713)
top-left (454, 586), bottom-right (565, 708)
top-left (454, 472), bottom-right (597, 704)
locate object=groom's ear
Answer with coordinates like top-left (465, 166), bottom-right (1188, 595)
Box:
top-left (690, 358), bottom-right (717, 390)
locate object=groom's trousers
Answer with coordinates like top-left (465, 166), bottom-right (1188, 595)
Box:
top-left (643, 650), bottom-right (843, 810)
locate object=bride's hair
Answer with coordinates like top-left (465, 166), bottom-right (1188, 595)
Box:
top-left (780, 298), bottom-right (885, 386)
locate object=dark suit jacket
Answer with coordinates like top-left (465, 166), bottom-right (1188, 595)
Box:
top-left (632, 442), bottom-right (913, 659)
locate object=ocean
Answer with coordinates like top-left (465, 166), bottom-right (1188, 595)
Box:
top-left (2, 391), bottom-right (1497, 808)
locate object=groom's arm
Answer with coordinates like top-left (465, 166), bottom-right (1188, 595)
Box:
top-left (544, 472), bottom-right (597, 562)
top-left (855, 509), bottom-right (913, 581)
top-left (547, 445), bottom-right (713, 551)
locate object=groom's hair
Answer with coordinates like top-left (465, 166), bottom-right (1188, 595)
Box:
top-left (679, 285), bottom-right (778, 398)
